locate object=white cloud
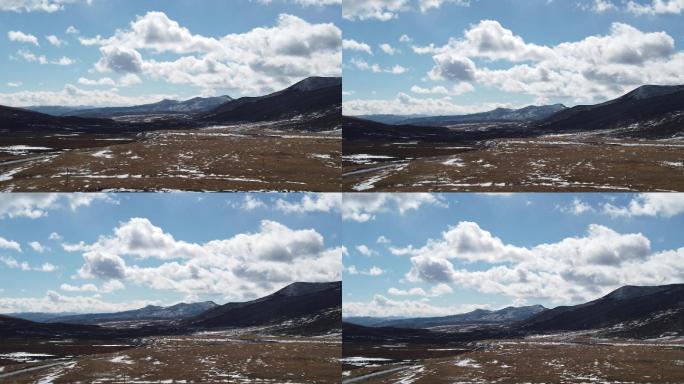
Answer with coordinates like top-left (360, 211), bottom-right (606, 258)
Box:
top-left (379, 43), bottom-right (400, 55)
top-left (410, 82), bottom-right (474, 96)
top-left (344, 92), bottom-right (511, 115)
top-left (7, 81), bottom-right (22, 87)
top-left (0, 237), bottom-right (21, 252)
top-left (275, 193), bottom-right (342, 214)
top-left (365, 266), bottom-right (384, 276)
top-left (342, 193), bottom-right (447, 222)
top-left (627, 0), bottom-right (684, 15)
top-left (233, 194), bottom-right (267, 211)
top-left (559, 198), bottom-right (594, 215)
top-left (343, 39), bottom-right (373, 54)
top-left (39, 262), bottom-right (56, 272)
top-left (377, 236), bottom-right (391, 244)
top-left (356, 244), bottom-right (377, 256)
top-left (399, 34), bottom-right (413, 43)
top-left (61, 218), bottom-right (341, 300)
top-left (0, 291), bottom-right (157, 314)
top-left (397, 221), bottom-right (680, 305)
top-left (581, 0), bottom-right (618, 13)
top-left (82, 12), bottom-right (341, 95)
top-left (387, 283), bottom-right (452, 297)
top-left (78, 74), bottom-right (141, 88)
top-left (0, 0), bottom-right (90, 13)
top-left (343, 0), bottom-right (410, 21)
top-left (52, 56), bottom-right (74, 66)
top-left (602, 193), bottom-right (684, 218)
top-left (66, 25), bottom-right (79, 34)
top-left (349, 58), bottom-right (407, 74)
top-left (12, 49), bottom-right (47, 64)
top-left (60, 283), bottom-right (99, 292)
top-left (414, 20), bottom-right (684, 104)
top-left (8, 30), bottom-right (39, 45)
top-left (344, 294), bottom-right (489, 317)
top-left (46, 35), bottom-right (65, 47)
top-left (1, 256), bottom-right (55, 272)
top-left (29, 241), bottom-right (48, 253)
top-left (0, 194), bottom-right (115, 219)
top-left (0, 84), bottom-right (177, 107)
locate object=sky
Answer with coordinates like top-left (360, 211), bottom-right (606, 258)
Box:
top-left (0, 193), bottom-right (343, 314)
top-left (342, 0), bottom-right (684, 115)
top-left (341, 193), bottom-right (684, 318)
top-left (0, 0), bottom-right (341, 107)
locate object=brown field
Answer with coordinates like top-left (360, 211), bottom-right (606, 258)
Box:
top-left (341, 338), bottom-right (684, 384)
top-left (0, 125), bottom-right (341, 192)
top-left (1, 332), bottom-right (341, 383)
top-left (343, 137), bottom-right (684, 192)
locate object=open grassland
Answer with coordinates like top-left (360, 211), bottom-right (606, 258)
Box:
top-left (342, 337), bottom-right (684, 384)
top-left (1, 332), bottom-right (341, 383)
top-left (0, 125), bottom-right (341, 192)
top-left (343, 137), bottom-right (684, 192)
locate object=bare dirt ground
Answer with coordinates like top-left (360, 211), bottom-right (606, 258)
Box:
top-left (2, 331), bottom-right (341, 383)
top-left (343, 137), bottom-right (684, 192)
top-left (0, 125), bottom-right (341, 192)
top-left (342, 336), bottom-right (684, 384)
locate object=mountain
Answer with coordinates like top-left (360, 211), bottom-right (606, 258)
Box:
top-left (66, 96), bottom-right (233, 118)
top-left (521, 284), bottom-right (684, 335)
top-left (201, 76), bottom-right (341, 131)
top-left (343, 316), bottom-right (408, 327)
top-left (8, 312), bottom-right (79, 323)
top-left (187, 281), bottom-right (341, 330)
top-left (0, 105), bottom-right (116, 132)
top-left (358, 114), bottom-right (428, 125)
top-left (47, 301), bottom-right (218, 325)
top-left (25, 105), bottom-right (93, 116)
top-left (368, 305), bottom-right (546, 329)
top-left (537, 84), bottom-right (684, 138)
top-left (0, 314), bottom-right (105, 339)
top-left (398, 104), bottom-right (567, 126)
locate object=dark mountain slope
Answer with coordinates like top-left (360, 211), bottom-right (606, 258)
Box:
top-left (202, 77), bottom-right (341, 130)
top-left (187, 281), bottom-right (341, 329)
top-left (538, 85), bottom-right (684, 138)
top-left (47, 301), bottom-right (218, 325)
top-left (521, 284), bottom-right (684, 332)
top-left (0, 105), bottom-right (115, 132)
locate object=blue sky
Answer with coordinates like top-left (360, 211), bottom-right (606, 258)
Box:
top-left (0, 193), bottom-right (342, 314)
top-left (342, 193), bottom-right (684, 317)
top-left (0, 0), bottom-right (341, 107)
top-left (342, 0), bottom-right (684, 115)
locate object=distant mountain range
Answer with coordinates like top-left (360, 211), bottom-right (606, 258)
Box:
top-left (42, 301), bottom-right (218, 325)
top-left (1, 76), bottom-right (341, 133)
top-left (362, 104), bottom-right (567, 126)
top-left (347, 305), bottom-right (546, 329)
top-left (346, 84), bottom-right (684, 140)
top-left (1, 281), bottom-right (341, 339)
top-left (343, 284), bottom-right (684, 343)
top-left (49, 96), bottom-right (234, 118)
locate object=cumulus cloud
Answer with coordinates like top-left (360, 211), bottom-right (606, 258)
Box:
top-left (379, 43), bottom-right (400, 55)
top-left (602, 193), bottom-right (684, 217)
top-left (8, 30), bottom-right (39, 45)
top-left (412, 20), bottom-right (683, 104)
top-left (61, 219), bottom-right (341, 300)
top-left (627, 0), bottom-right (684, 15)
top-left (344, 294), bottom-right (489, 317)
top-left (1, 256), bottom-right (55, 272)
top-left (232, 194), bottom-right (267, 211)
top-left (275, 193), bottom-right (342, 214)
top-left (397, 221), bottom-right (680, 305)
top-left (0, 0), bottom-right (90, 13)
top-left (81, 12), bottom-right (341, 96)
top-left (342, 193), bottom-right (447, 222)
top-left (0, 193), bottom-right (116, 219)
top-left (349, 58), bottom-right (407, 74)
top-left (0, 291), bottom-right (156, 314)
top-left (343, 0), bottom-right (410, 21)
top-left (28, 241), bottom-right (48, 253)
top-left (356, 244), bottom-right (377, 256)
top-left (343, 39), bottom-right (373, 55)
top-left (46, 35), bottom-right (65, 47)
top-left (559, 198), bottom-right (595, 215)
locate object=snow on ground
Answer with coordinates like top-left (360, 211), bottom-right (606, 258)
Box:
top-left (442, 157), bottom-right (466, 167)
top-left (0, 352), bottom-right (54, 362)
top-left (36, 361), bottom-right (77, 384)
top-left (91, 149), bottom-right (114, 159)
top-left (454, 358), bottom-right (482, 368)
top-left (0, 145), bottom-right (52, 155)
top-left (343, 154), bottom-right (394, 164)
top-left (109, 355), bottom-right (134, 364)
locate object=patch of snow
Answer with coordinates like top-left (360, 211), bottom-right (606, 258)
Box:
top-left (454, 358), bottom-right (482, 368)
top-left (91, 149), bottom-right (114, 159)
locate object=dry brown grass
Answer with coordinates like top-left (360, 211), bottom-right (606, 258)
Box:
top-left (343, 138), bottom-right (684, 192)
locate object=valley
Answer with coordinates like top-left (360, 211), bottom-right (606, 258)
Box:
top-left (342, 284), bottom-right (684, 384)
top-left (0, 76), bottom-right (341, 192)
top-left (343, 85), bottom-right (684, 192)
top-left (0, 281), bottom-right (342, 383)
